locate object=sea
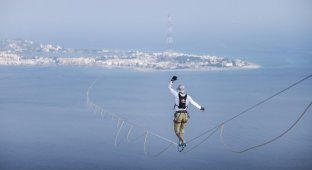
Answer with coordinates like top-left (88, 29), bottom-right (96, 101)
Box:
top-left (0, 52), bottom-right (311, 170)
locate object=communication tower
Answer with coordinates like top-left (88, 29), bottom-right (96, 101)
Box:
top-left (166, 13), bottom-right (174, 55)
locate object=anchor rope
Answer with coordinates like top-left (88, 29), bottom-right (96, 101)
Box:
top-left (219, 101), bottom-right (312, 153)
top-left (186, 74), bottom-right (312, 149)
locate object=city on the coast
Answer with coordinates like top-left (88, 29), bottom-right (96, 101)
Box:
top-left (0, 39), bottom-right (260, 71)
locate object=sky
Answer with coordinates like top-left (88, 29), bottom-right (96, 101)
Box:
top-left (0, 0), bottom-right (311, 56)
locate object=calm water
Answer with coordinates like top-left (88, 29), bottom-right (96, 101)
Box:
top-left (0, 60), bottom-right (311, 169)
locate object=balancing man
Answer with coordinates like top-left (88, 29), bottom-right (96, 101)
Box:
top-left (169, 76), bottom-right (205, 148)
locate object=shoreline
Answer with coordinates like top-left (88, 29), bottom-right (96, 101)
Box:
top-left (0, 63), bottom-right (261, 72)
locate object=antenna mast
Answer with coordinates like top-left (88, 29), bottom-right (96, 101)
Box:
top-left (166, 13), bottom-right (174, 55)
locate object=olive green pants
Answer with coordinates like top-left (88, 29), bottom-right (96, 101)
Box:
top-left (173, 112), bottom-right (188, 134)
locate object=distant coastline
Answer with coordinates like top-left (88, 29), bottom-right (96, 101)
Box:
top-left (0, 39), bottom-right (260, 71)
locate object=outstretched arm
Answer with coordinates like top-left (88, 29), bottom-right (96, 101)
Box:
top-left (188, 96), bottom-right (205, 111)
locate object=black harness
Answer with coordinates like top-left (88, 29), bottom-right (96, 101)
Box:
top-left (173, 93), bottom-right (188, 111)
top-left (178, 93), bottom-right (187, 109)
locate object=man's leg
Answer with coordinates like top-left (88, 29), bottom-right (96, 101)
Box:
top-left (180, 123), bottom-right (186, 144)
top-left (179, 132), bottom-right (185, 144)
top-left (174, 122), bottom-right (182, 142)
top-left (174, 112), bottom-right (182, 143)
top-left (179, 112), bottom-right (188, 145)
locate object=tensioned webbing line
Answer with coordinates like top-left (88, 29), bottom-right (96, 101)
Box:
top-left (185, 74), bottom-right (312, 153)
top-left (87, 74), bottom-right (312, 155)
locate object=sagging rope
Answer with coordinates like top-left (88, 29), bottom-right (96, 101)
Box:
top-left (220, 101), bottom-right (312, 153)
top-left (184, 74), bottom-right (312, 153)
top-left (86, 78), bottom-right (178, 157)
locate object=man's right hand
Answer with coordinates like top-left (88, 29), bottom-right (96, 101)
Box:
top-left (171, 76), bottom-right (177, 82)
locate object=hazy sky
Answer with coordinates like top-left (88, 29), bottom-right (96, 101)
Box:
top-left (0, 0), bottom-right (311, 55)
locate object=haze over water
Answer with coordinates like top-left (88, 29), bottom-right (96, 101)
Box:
top-left (0, 0), bottom-right (312, 169)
